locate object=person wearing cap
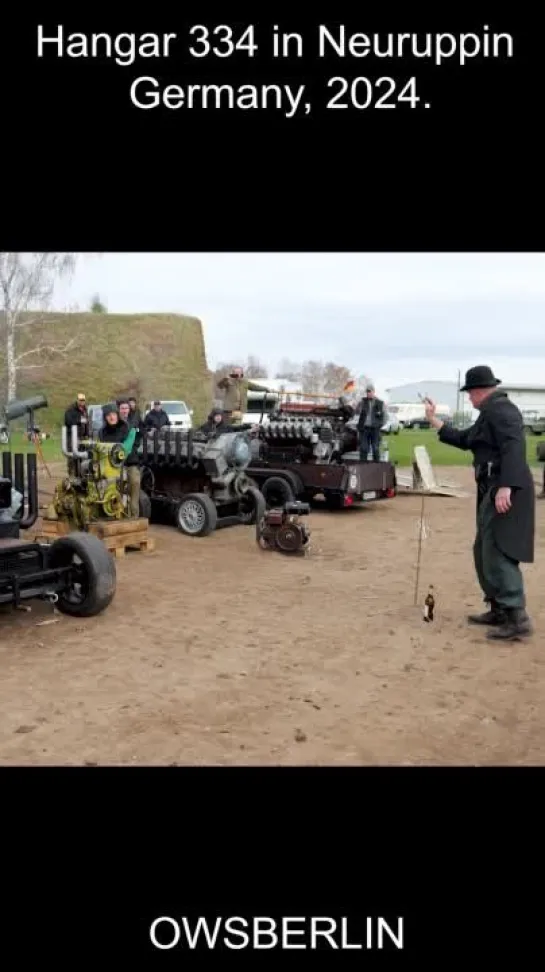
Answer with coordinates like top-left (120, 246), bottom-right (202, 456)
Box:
top-left (64, 393), bottom-right (89, 442)
top-left (143, 401), bottom-right (170, 431)
top-left (217, 366), bottom-right (248, 424)
top-left (356, 383), bottom-right (385, 461)
top-left (424, 365), bottom-right (535, 641)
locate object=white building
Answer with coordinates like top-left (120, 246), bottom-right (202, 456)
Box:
top-left (500, 383), bottom-right (545, 416)
top-left (386, 379), bottom-right (545, 426)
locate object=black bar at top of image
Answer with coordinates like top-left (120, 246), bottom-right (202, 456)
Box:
top-left (1, 10), bottom-right (542, 250)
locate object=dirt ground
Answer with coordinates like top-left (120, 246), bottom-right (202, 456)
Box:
top-left (1, 465), bottom-right (544, 765)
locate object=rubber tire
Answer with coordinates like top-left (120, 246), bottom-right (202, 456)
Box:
top-left (261, 476), bottom-right (295, 509)
top-left (139, 492), bottom-right (152, 519)
top-left (176, 492), bottom-right (218, 537)
top-left (238, 486), bottom-right (266, 525)
top-left (47, 532), bottom-right (116, 618)
top-left (537, 441), bottom-right (545, 462)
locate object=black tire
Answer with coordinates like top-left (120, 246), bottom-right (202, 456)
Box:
top-left (261, 476), bottom-right (295, 509)
top-left (175, 492), bottom-right (218, 536)
top-left (238, 486), bottom-right (266, 525)
top-left (139, 491), bottom-right (152, 519)
top-left (47, 532), bottom-right (116, 618)
top-left (537, 441), bottom-right (545, 462)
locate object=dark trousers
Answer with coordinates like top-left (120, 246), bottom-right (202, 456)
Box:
top-left (473, 492), bottom-right (525, 610)
top-left (359, 427), bottom-right (380, 461)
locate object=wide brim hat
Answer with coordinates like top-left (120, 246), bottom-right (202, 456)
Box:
top-left (460, 365), bottom-right (501, 392)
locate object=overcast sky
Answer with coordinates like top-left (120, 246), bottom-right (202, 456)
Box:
top-left (53, 253), bottom-right (545, 396)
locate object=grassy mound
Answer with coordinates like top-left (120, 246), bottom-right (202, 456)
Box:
top-left (1, 312), bottom-right (211, 428)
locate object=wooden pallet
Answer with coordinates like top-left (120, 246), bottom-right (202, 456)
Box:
top-left (35, 516), bottom-right (155, 559)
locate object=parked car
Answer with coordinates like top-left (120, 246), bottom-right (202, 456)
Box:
top-left (144, 400), bottom-right (193, 430)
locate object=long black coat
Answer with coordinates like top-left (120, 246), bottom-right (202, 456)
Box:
top-left (438, 391), bottom-right (535, 563)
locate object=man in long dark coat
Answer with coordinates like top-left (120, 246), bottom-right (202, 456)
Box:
top-left (424, 365), bottom-right (535, 641)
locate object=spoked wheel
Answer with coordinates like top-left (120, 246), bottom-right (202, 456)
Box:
top-left (238, 486), bottom-right (266, 525)
top-left (47, 533), bottom-right (116, 617)
top-left (175, 493), bottom-right (218, 537)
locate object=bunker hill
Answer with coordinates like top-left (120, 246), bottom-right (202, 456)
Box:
top-left (0, 311), bottom-right (211, 427)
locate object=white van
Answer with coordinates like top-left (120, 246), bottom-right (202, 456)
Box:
top-left (387, 402), bottom-right (451, 429)
top-left (145, 400), bottom-right (193, 430)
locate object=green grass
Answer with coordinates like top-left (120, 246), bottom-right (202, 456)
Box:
top-left (0, 311), bottom-right (213, 429)
top-left (3, 426), bottom-right (543, 469)
top-left (384, 428), bottom-right (543, 467)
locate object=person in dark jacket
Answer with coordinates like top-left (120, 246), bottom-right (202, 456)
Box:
top-left (424, 365), bottom-right (535, 641)
top-left (64, 393), bottom-right (89, 441)
top-left (118, 399), bottom-right (142, 517)
top-left (356, 384), bottom-right (385, 461)
top-left (144, 401), bottom-right (170, 431)
top-left (98, 403), bottom-right (135, 449)
top-left (128, 397), bottom-right (142, 425)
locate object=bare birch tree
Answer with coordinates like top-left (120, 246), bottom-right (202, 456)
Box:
top-left (0, 252), bottom-right (78, 400)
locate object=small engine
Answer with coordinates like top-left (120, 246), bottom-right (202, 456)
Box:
top-left (256, 501), bottom-right (311, 555)
top-left (48, 441), bottom-right (128, 529)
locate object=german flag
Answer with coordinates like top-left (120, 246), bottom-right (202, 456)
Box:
top-left (343, 379), bottom-right (356, 393)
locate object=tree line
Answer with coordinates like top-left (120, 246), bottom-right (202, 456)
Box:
top-left (213, 357), bottom-right (373, 398)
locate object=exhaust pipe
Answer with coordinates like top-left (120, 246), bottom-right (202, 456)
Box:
top-left (61, 425), bottom-right (88, 460)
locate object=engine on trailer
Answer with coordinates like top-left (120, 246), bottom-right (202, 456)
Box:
top-left (256, 399), bottom-right (358, 465)
top-left (256, 501), bottom-right (311, 555)
top-left (49, 440), bottom-right (128, 529)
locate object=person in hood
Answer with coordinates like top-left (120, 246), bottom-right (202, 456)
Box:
top-left (98, 403), bottom-right (137, 452)
top-left (144, 401), bottom-right (170, 431)
top-left (197, 407), bottom-right (257, 438)
top-left (117, 399), bottom-right (142, 517)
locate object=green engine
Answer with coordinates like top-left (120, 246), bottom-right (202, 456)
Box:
top-left (48, 441), bottom-right (128, 530)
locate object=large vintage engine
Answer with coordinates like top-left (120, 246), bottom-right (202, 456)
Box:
top-left (257, 400), bottom-right (358, 465)
top-left (48, 427), bottom-right (128, 529)
top-left (139, 427), bottom-right (265, 535)
top-left (140, 427), bottom-right (255, 500)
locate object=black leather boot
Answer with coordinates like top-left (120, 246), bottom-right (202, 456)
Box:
top-left (467, 601), bottom-right (507, 626)
top-left (486, 609), bottom-right (533, 640)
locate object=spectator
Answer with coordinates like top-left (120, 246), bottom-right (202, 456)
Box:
top-left (118, 399), bottom-right (142, 517)
top-left (356, 383), bottom-right (385, 462)
top-left (64, 393), bottom-right (89, 442)
top-left (144, 401), bottom-right (170, 431)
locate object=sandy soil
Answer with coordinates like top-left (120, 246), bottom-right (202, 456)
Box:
top-left (1, 465), bottom-right (544, 765)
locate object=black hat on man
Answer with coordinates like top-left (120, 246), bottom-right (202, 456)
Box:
top-left (460, 365), bottom-right (501, 393)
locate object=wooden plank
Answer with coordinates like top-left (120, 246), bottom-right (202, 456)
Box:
top-left (39, 517), bottom-right (148, 538)
top-left (93, 518), bottom-right (148, 538)
top-left (413, 446), bottom-right (437, 491)
top-left (35, 533), bottom-right (155, 556)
